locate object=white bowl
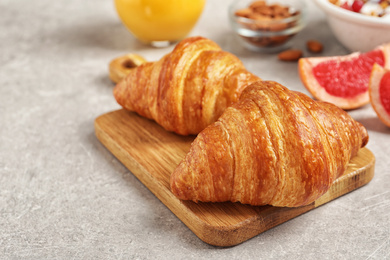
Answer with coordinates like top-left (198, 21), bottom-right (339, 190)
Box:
top-left (314, 0), bottom-right (390, 52)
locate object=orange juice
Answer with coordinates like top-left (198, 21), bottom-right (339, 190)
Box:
top-left (114, 0), bottom-right (206, 45)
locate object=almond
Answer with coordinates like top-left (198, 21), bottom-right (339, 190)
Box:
top-left (249, 0), bottom-right (266, 10)
top-left (235, 8), bottom-right (252, 18)
top-left (278, 49), bottom-right (303, 61)
top-left (307, 40), bottom-right (323, 53)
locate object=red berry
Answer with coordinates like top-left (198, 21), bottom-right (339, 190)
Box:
top-left (352, 0), bottom-right (365, 12)
top-left (341, 2), bottom-right (353, 11)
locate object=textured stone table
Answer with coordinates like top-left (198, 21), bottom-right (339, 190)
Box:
top-left (1, 0), bottom-right (389, 259)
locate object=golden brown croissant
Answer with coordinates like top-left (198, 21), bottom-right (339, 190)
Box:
top-left (113, 36), bottom-right (260, 135)
top-left (170, 81), bottom-right (369, 207)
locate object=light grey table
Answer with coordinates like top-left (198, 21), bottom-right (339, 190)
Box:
top-left (1, 0), bottom-right (389, 259)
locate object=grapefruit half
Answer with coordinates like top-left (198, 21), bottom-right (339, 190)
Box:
top-left (299, 43), bottom-right (390, 110)
top-left (369, 63), bottom-right (390, 127)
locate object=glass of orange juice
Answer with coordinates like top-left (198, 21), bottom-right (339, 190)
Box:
top-left (114, 0), bottom-right (206, 47)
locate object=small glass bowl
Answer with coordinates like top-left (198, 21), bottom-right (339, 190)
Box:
top-left (228, 0), bottom-right (307, 53)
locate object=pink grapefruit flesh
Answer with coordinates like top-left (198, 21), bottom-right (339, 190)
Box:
top-left (299, 43), bottom-right (390, 110)
top-left (369, 63), bottom-right (390, 127)
top-left (379, 72), bottom-right (390, 114)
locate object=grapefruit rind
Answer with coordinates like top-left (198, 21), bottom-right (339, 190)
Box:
top-left (369, 63), bottom-right (390, 127)
top-left (299, 43), bottom-right (390, 110)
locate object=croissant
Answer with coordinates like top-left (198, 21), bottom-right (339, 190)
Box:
top-left (170, 81), bottom-right (369, 207)
top-left (113, 36), bottom-right (260, 135)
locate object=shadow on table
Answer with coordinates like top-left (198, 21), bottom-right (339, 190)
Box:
top-left (357, 116), bottom-right (390, 134)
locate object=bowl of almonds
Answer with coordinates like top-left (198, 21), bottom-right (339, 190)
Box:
top-left (229, 0), bottom-right (307, 52)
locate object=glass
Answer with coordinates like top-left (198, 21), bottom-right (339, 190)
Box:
top-left (114, 0), bottom-right (206, 47)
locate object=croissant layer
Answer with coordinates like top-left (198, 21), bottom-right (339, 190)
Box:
top-left (113, 36), bottom-right (260, 135)
top-left (170, 81), bottom-right (368, 207)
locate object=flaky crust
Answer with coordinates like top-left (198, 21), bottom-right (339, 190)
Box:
top-left (113, 36), bottom-right (260, 135)
top-left (170, 81), bottom-right (369, 207)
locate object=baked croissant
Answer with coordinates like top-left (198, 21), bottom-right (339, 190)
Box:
top-left (113, 36), bottom-right (260, 135)
top-left (170, 81), bottom-right (369, 207)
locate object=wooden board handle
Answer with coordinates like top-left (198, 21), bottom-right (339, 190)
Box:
top-left (108, 54), bottom-right (147, 84)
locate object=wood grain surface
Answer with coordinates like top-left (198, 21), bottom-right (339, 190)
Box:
top-left (94, 109), bottom-right (375, 247)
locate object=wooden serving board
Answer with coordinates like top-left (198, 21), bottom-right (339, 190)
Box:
top-left (94, 109), bottom-right (375, 247)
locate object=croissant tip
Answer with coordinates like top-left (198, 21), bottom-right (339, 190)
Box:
top-left (170, 166), bottom-right (187, 200)
top-left (359, 122), bottom-right (369, 148)
top-left (113, 79), bottom-right (126, 105)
